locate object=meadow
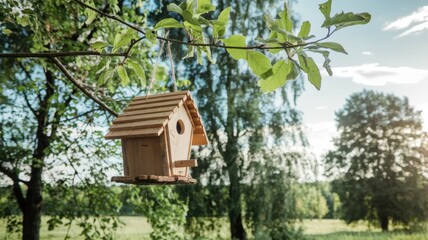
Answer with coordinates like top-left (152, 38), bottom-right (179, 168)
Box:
top-left (1, 217), bottom-right (427, 239)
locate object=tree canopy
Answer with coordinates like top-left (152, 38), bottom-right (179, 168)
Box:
top-left (325, 90), bottom-right (428, 231)
top-left (0, 0), bottom-right (371, 239)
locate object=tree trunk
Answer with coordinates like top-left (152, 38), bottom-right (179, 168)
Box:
top-left (379, 213), bottom-right (389, 232)
top-left (22, 172), bottom-right (43, 240)
top-left (227, 161), bottom-right (246, 240)
top-left (21, 69), bottom-right (54, 240)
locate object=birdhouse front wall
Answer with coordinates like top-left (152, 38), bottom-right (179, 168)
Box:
top-left (167, 105), bottom-right (193, 176)
top-left (121, 137), bottom-right (164, 177)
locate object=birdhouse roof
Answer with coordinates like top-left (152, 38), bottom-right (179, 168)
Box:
top-left (105, 91), bottom-right (208, 145)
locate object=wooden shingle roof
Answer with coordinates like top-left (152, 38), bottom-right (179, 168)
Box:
top-left (105, 91), bottom-right (208, 145)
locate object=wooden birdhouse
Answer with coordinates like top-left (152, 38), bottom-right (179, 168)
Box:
top-left (105, 91), bottom-right (208, 184)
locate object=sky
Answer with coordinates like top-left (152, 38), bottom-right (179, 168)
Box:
top-left (293, 0), bottom-right (428, 159)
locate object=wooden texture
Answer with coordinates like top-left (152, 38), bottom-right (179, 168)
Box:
top-left (129, 94), bottom-right (186, 106)
top-left (113, 112), bottom-right (173, 124)
top-left (124, 100), bottom-right (182, 112)
top-left (173, 159), bottom-right (198, 168)
top-left (109, 118), bottom-right (167, 131)
top-left (105, 91), bottom-right (208, 145)
top-left (111, 175), bottom-right (197, 185)
top-left (160, 131), bottom-right (171, 176)
top-left (122, 138), bottom-right (163, 177)
top-left (167, 106), bottom-right (193, 176)
top-left (119, 106), bottom-right (177, 116)
top-left (133, 90), bottom-right (189, 100)
top-left (105, 128), bottom-right (162, 139)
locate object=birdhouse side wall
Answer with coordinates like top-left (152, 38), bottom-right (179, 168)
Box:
top-left (121, 137), bottom-right (163, 177)
top-left (166, 106), bottom-right (193, 176)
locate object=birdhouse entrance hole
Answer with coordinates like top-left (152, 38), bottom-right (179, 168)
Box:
top-left (176, 119), bottom-right (185, 135)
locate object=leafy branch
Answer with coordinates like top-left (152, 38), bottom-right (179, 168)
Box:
top-left (73, 0), bottom-right (371, 91)
top-left (51, 57), bottom-right (119, 117)
top-left (0, 0), bottom-right (371, 116)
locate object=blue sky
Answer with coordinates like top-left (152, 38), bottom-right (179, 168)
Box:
top-left (293, 0), bottom-right (428, 158)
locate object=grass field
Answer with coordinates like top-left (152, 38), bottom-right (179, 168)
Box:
top-left (1, 217), bottom-right (428, 239)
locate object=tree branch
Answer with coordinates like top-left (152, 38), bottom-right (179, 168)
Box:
top-left (0, 51), bottom-right (126, 58)
top-left (50, 57), bottom-right (119, 117)
top-left (70, 0), bottom-right (335, 51)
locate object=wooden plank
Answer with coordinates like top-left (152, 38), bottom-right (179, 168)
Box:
top-left (133, 91), bottom-right (189, 100)
top-left (111, 176), bottom-right (135, 183)
top-left (105, 127), bottom-right (163, 139)
top-left (160, 131), bottom-right (171, 176)
top-left (173, 159), bottom-right (198, 168)
top-left (111, 175), bottom-right (197, 185)
top-left (124, 100), bottom-right (182, 112)
top-left (176, 176), bottom-right (197, 184)
top-left (129, 95), bottom-right (187, 106)
top-left (120, 106), bottom-right (177, 117)
top-left (109, 118), bottom-right (167, 131)
top-left (121, 140), bottom-right (130, 176)
top-left (192, 134), bottom-right (208, 145)
top-left (193, 129), bottom-right (205, 134)
top-left (113, 112), bottom-right (173, 124)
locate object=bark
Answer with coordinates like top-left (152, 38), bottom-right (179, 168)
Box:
top-left (224, 63), bottom-right (246, 240)
top-left (227, 158), bottom-right (246, 240)
top-left (379, 211), bottom-right (389, 232)
top-left (21, 69), bottom-right (55, 240)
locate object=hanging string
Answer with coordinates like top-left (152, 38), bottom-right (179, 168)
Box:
top-left (146, 31), bottom-right (169, 100)
top-left (167, 41), bottom-right (177, 92)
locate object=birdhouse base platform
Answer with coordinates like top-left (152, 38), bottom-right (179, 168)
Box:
top-left (111, 175), bottom-right (197, 185)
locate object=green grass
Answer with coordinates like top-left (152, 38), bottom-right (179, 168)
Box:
top-left (0, 216), bottom-right (153, 240)
top-left (1, 217), bottom-right (427, 239)
top-left (300, 219), bottom-right (428, 240)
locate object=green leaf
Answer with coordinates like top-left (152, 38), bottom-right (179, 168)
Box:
top-left (167, 3), bottom-right (183, 15)
top-left (91, 42), bottom-right (108, 53)
top-left (264, 14), bottom-right (276, 31)
top-left (298, 21), bottom-right (311, 38)
top-left (246, 51), bottom-right (272, 78)
top-left (196, 0), bottom-right (216, 14)
top-left (117, 66), bottom-right (130, 87)
top-left (145, 28), bottom-right (157, 43)
top-left (319, 0), bottom-right (332, 24)
top-left (279, 5), bottom-right (293, 32)
top-left (112, 29), bottom-right (137, 53)
top-left (127, 60), bottom-right (146, 86)
top-left (324, 12), bottom-right (371, 29)
top-left (218, 6), bottom-right (231, 23)
top-left (84, 1), bottom-right (97, 25)
top-left (286, 61), bottom-right (301, 80)
top-left (298, 54), bottom-right (322, 90)
top-left (2, 28), bottom-right (12, 35)
top-left (183, 46), bottom-right (195, 59)
top-left (259, 60), bottom-right (292, 93)
top-left (183, 21), bottom-right (202, 33)
top-left (154, 18), bottom-right (183, 30)
top-left (222, 35), bottom-right (247, 60)
top-left (182, 10), bottom-right (200, 25)
top-left (97, 69), bottom-right (115, 85)
top-left (267, 43), bottom-right (282, 54)
top-left (213, 7), bottom-right (231, 39)
top-left (314, 42), bottom-right (348, 54)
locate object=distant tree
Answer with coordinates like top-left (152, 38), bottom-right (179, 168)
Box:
top-left (325, 90), bottom-right (428, 231)
top-left (295, 184), bottom-right (329, 220)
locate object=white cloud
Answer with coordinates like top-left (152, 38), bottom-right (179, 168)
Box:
top-left (362, 51), bottom-right (374, 56)
top-left (384, 6), bottom-right (428, 38)
top-left (305, 121), bottom-right (336, 158)
top-left (328, 63), bottom-right (428, 86)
